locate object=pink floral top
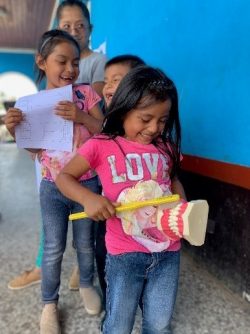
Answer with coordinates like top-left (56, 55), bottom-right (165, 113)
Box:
top-left (40, 84), bottom-right (101, 182)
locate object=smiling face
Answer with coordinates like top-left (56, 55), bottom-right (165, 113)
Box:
top-left (103, 63), bottom-right (131, 106)
top-left (123, 99), bottom-right (171, 145)
top-left (58, 5), bottom-right (91, 53)
top-left (37, 41), bottom-right (80, 89)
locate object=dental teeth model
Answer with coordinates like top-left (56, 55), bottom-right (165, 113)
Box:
top-left (69, 180), bottom-right (209, 246)
top-left (117, 180), bottom-right (209, 246)
top-left (156, 199), bottom-right (209, 246)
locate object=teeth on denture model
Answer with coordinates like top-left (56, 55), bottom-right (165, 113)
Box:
top-left (157, 200), bottom-right (209, 246)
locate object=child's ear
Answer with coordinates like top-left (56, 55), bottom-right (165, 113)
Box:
top-left (36, 54), bottom-right (46, 70)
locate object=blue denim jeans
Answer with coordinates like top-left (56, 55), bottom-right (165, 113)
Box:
top-left (40, 177), bottom-right (98, 303)
top-left (103, 251), bottom-right (180, 334)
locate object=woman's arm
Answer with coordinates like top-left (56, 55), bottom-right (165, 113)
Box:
top-left (84, 104), bottom-right (104, 134)
top-left (171, 177), bottom-right (187, 200)
top-left (91, 82), bottom-right (105, 98)
top-left (89, 54), bottom-right (106, 97)
top-left (55, 154), bottom-right (117, 221)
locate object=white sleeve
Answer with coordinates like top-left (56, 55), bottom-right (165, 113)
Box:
top-left (91, 54), bottom-right (107, 83)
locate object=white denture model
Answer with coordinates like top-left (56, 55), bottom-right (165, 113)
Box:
top-left (69, 180), bottom-right (209, 246)
top-left (116, 180), bottom-right (209, 247)
top-left (156, 199), bottom-right (209, 246)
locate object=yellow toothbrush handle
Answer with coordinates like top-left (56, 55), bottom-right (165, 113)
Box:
top-left (69, 194), bottom-right (180, 221)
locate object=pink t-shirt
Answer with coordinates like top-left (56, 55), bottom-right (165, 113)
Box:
top-left (40, 84), bottom-right (101, 182)
top-left (78, 135), bottom-right (181, 254)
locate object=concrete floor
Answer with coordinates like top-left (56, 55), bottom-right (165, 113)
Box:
top-left (0, 143), bottom-right (249, 334)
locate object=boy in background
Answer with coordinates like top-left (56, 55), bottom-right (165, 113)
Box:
top-left (103, 55), bottom-right (145, 107)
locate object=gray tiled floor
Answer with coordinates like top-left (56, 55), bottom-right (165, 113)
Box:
top-left (0, 143), bottom-right (249, 334)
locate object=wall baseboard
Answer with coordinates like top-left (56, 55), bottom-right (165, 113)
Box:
top-left (182, 155), bottom-right (250, 190)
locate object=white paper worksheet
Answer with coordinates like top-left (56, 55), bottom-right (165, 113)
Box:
top-left (15, 85), bottom-right (73, 152)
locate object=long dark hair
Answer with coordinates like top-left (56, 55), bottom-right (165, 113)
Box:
top-left (102, 65), bottom-right (181, 177)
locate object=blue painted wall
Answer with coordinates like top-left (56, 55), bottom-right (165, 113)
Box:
top-left (91, 0), bottom-right (250, 167)
top-left (0, 52), bottom-right (35, 82)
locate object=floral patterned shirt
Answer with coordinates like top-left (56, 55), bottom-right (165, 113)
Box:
top-left (40, 84), bottom-right (101, 182)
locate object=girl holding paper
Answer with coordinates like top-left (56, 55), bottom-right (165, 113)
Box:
top-left (4, 29), bottom-right (104, 333)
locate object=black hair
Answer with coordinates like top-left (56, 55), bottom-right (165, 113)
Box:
top-left (35, 29), bottom-right (80, 85)
top-left (56, 0), bottom-right (91, 28)
top-left (105, 54), bottom-right (145, 70)
top-left (102, 65), bottom-right (181, 177)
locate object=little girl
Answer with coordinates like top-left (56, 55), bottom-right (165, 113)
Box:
top-left (4, 29), bottom-right (104, 333)
top-left (7, 0), bottom-right (108, 295)
top-left (57, 0), bottom-right (107, 290)
top-left (56, 65), bottom-right (186, 333)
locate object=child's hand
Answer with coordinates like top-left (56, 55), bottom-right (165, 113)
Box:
top-left (54, 101), bottom-right (82, 123)
top-left (83, 193), bottom-right (120, 221)
top-left (4, 108), bottom-right (23, 135)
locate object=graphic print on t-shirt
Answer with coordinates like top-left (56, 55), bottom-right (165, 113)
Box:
top-left (117, 180), bottom-right (172, 252)
top-left (107, 152), bottom-right (169, 183)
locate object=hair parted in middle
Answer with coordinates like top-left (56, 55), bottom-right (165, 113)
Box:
top-left (56, 0), bottom-right (91, 27)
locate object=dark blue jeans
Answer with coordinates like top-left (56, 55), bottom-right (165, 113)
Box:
top-left (103, 251), bottom-right (180, 334)
top-left (40, 177), bottom-right (98, 303)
